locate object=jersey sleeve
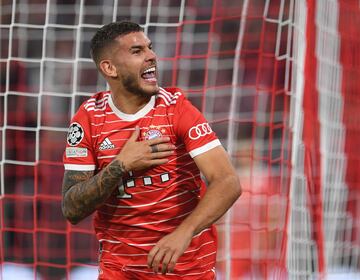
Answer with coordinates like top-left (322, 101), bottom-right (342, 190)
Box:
top-left (63, 106), bottom-right (96, 171)
top-left (174, 94), bottom-right (221, 158)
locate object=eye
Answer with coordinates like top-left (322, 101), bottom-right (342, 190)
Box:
top-left (132, 49), bottom-right (141, 54)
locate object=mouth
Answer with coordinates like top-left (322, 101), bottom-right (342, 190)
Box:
top-left (141, 66), bottom-right (157, 83)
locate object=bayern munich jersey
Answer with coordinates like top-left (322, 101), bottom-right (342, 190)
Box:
top-left (63, 87), bottom-right (221, 277)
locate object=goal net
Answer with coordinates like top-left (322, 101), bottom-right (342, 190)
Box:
top-left (287, 0), bottom-right (360, 279)
top-left (0, 0), bottom-right (359, 279)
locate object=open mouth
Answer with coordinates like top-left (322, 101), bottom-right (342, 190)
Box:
top-left (141, 66), bottom-right (157, 83)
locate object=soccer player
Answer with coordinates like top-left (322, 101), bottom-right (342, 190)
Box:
top-left (62, 21), bottom-right (241, 280)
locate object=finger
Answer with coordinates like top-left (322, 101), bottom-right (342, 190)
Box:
top-left (147, 136), bottom-right (171, 146)
top-left (149, 158), bottom-right (169, 167)
top-left (167, 253), bottom-right (180, 273)
top-left (150, 144), bottom-right (159, 153)
top-left (148, 246), bottom-right (160, 268)
top-left (150, 151), bottom-right (174, 159)
top-left (148, 143), bottom-right (175, 154)
top-left (128, 126), bottom-right (140, 142)
top-left (151, 250), bottom-right (166, 274)
top-left (161, 252), bottom-right (173, 275)
top-left (153, 143), bottom-right (176, 152)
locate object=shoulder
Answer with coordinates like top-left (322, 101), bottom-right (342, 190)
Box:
top-left (71, 91), bottom-right (110, 126)
top-left (82, 91), bottom-right (111, 112)
top-left (156, 87), bottom-right (185, 106)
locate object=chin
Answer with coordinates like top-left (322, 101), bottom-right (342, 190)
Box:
top-left (123, 78), bottom-right (159, 97)
top-left (134, 86), bottom-right (159, 98)
top-left (142, 83), bottom-right (159, 96)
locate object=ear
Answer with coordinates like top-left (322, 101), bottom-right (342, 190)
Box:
top-left (99, 60), bottom-right (118, 78)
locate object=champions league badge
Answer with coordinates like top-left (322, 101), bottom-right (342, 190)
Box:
top-left (144, 129), bottom-right (163, 140)
top-left (67, 122), bottom-right (84, 146)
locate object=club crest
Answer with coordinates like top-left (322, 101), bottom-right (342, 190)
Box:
top-left (144, 129), bottom-right (163, 140)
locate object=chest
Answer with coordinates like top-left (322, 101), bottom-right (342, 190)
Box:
top-left (92, 109), bottom-right (177, 168)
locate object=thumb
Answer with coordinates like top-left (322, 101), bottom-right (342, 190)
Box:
top-left (128, 126), bottom-right (140, 142)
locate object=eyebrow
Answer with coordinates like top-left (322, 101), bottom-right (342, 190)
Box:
top-left (129, 42), bottom-right (152, 50)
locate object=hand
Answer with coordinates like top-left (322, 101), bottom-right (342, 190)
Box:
top-left (116, 126), bottom-right (175, 172)
top-left (147, 228), bottom-right (193, 275)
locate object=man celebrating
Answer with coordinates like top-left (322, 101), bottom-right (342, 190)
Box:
top-left (62, 21), bottom-right (241, 279)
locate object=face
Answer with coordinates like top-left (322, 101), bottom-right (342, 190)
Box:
top-left (107, 32), bottom-right (159, 97)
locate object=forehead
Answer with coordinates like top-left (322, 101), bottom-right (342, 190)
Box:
top-left (115, 31), bottom-right (151, 48)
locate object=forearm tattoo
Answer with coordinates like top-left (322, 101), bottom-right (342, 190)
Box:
top-left (61, 160), bottom-right (126, 224)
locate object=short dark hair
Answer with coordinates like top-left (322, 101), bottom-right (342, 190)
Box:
top-left (90, 21), bottom-right (143, 64)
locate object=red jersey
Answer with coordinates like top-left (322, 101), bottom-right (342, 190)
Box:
top-left (63, 87), bottom-right (221, 278)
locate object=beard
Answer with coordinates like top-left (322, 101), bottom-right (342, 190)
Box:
top-left (120, 71), bottom-right (158, 98)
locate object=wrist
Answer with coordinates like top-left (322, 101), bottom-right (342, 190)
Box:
top-left (177, 220), bottom-right (197, 238)
top-left (115, 156), bottom-right (129, 173)
top-left (107, 158), bottom-right (127, 177)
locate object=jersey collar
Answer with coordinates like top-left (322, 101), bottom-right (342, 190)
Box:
top-left (108, 94), bottom-right (156, 121)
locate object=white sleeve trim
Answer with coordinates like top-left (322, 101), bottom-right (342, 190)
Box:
top-left (189, 139), bottom-right (222, 158)
top-left (64, 164), bottom-right (96, 171)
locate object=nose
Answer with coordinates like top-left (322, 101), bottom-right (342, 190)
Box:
top-left (146, 48), bottom-right (157, 62)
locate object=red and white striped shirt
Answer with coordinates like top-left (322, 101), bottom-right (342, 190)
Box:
top-left (63, 87), bottom-right (221, 277)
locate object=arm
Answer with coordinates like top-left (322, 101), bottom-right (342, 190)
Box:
top-left (148, 145), bottom-right (241, 274)
top-left (62, 127), bottom-right (176, 224)
top-left (61, 160), bottom-right (125, 225)
top-left (178, 146), bottom-right (241, 234)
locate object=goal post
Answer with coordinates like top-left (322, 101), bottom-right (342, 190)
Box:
top-left (1, 0), bottom-right (359, 279)
top-left (288, 0), bottom-right (360, 279)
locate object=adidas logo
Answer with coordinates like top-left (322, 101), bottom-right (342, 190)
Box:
top-left (99, 137), bottom-right (115, 150)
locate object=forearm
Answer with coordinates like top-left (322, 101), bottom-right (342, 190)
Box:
top-left (178, 174), bottom-right (241, 236)
top-left (62, 160), bottom-right (126, 224)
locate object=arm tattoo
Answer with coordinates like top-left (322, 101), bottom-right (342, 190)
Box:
top-left (61, 160), bottom-right (126, 224)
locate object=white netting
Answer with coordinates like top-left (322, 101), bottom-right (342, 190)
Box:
top-left (3, 0), bottom-right (359, 280)
top-left (287, 0), bottom-right (360, 279)
top-left (287, 0), bottom-right (317, 278)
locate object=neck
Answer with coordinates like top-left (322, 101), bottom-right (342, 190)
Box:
top-left (110, 88), bottom-right (152, 114)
